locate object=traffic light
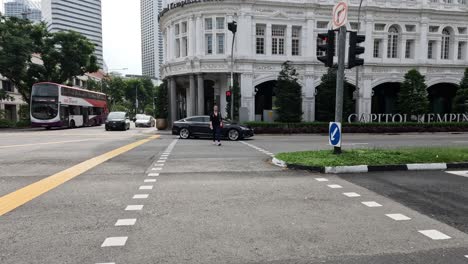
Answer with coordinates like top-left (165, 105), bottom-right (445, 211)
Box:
top-left (226, 90), bottom-right (232, 103)
top-left (317, 30), bottom-right (335, 67)
top-left (228, 21), bottom-right (237, 34)
top-left (348, 31), bottom-right (365, 69)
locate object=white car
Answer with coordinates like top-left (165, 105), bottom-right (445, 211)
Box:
top-left (135, 115), bottom-right (155, 127)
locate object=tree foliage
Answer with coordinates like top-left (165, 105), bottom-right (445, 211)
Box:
top-left (274, 61), bottom-right (303, 123)
top-left (398, 69), bottom-right (429, 115)
top-left (0, 16), bottom-right (98, 104)
top-left (155, 80), bottom-right (168, 119)
top-left (315, 68), bottom-right (355, 122)
top-left (453, 68), bottom-right (468, 113)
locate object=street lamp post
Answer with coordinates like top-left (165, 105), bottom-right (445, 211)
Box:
top-left (228, 21), bottom-right (237, 121)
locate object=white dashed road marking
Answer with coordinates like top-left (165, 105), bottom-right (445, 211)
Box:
top-left (157, 160), bottom-right (166, 163)
top-left (152, 168), bottom-right (162, 171)
top-left (139, 185), bottom-right (153, 190)
top-left (115, 219), bottom-right (137, 226)
top-left (362, 201), bottom-right (383, 207)
top-left (464, 255), bottom-right (468, 259)
top-left (144, 179), bottom-right (157, 183)
top-left (418, 230), bottom-right (451, 240)
top-left (240, 141), bottom-right (275, 157)
top-left (154, 164), bottom-right (164, 167)
top-left (328, 184), bottom-right (343, 189)
top-left (315, 178), bottom-right (329, 182)
top-left (343, 192), bottom-right (361, 198)
top-left (96, 262), bottom-right (115, 264)
top-left (386, 214), bottom-right (411, 221)
top-left (133, 194), bottom-right (149, 199)
top-left (101, 237), bottom-right (128, 247)
top-left (125, 205), bottom-right (144, 211)
top-left (148, 173), bottom-right (160, 177)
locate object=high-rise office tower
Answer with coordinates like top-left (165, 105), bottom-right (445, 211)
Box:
top-left (141, 0), bottom-right (163, 79)
top-left (42, 0), bottom-right (104, 68)
top-left (4, 0), bottom-right (41, 23)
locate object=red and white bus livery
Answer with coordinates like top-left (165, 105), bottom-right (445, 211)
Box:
top-left (30, 82), bottom-right (109, 129)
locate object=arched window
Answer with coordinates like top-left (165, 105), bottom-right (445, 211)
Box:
top-left (441, 28), bottom-right (451, 60)
top-left (387, 26), bottom-right (399, 58)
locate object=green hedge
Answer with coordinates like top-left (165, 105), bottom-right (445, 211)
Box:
top-left (243, 122), bottom-right (468, 134)
top-left (0, 119), bottom-right (31, 129)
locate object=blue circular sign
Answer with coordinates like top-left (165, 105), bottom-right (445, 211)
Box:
top-left (329, 123), bottom-right (341, 146)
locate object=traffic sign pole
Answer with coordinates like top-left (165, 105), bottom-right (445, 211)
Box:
top-left (334, 26), bottom-right (347, 155)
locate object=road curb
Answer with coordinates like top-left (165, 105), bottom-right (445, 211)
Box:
top-left (271, 158), bottom-right (468, 174)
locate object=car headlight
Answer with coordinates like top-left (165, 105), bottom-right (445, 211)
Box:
top-left (241, 127), bottom-right (250, 130)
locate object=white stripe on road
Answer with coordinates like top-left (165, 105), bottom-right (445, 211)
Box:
top-left (96, 263), bottom-right (115, 264)
top-left (160, 157), bottom-right (168, 160)
top-left (343, 192), bottom-right (361, 198)
top-left (157, 160), bottom-right (166, 163)
top-left (139, 185), bottom-right (153, 190)
top-left (327, 184), bottom-right (343, 189)
top-left (154, 164), bottom-right (164, 167)
top-left (125, 205), bottom-right (144, 211)
top-left (418, 230), bottom-right (451, 240)
top-left (446, 170), bottom-right (468, 178)
top-left (150, 168), bottom-right (162, 173)
top-left (464, 255), bottom-right (468, 259)
top-left (133, 194), bottom-right (149, 199)
top-left (115, 219), bottom-right (137, 226)
top-left (148, 173), bottom-right (160, 177)
top-left (386, 214), bottom-right (411, 221)
top-left (315, 178), bottom-right (329, 182)
top-left (144, 179), bottom-right (157, 183)
top-left (362, 201), bottom-right (383, 207)
top-left (101, 237), bottom-right (128, 247)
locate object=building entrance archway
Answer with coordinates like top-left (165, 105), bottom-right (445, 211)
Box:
top-left (371, 82), bottom-right (401, 114)
top-left (255, 80), bottom-right (277, 122)
top-left (428, 83), bottom-right (458, 114)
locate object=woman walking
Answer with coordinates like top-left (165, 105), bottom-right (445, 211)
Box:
top-left (210, 105), bottom-right (223, 146)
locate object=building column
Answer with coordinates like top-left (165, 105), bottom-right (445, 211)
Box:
top-left (169, 78), bottom-right (177, 126)
top-left (240, 73), bottom-right (254, 121)
top-left (302, 75), bottom-right (315, 122)
top-left (188, 16), bottom-right (195, 57)
top-left (266, 24), bottom-right (272, 56)
top-left (357, 78), bottom-right (372, 119)
top-left (286, 24), bottom-right (292, 56)
top-left (197, 74), bottom-right (205, 115)
top-left (418, 21), bottom-right (429, 63)
top-left (195, 15), bottom-right (203, 56)
top-left (189, 75), bottom-right (196, 116)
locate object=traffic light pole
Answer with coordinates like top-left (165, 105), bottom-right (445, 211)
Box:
top-left (230, 32), bottom-right (236, 121)
top-left (334, 26), bottom-right (347, 155)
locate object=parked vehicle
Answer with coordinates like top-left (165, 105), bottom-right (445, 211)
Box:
top-left (105, 112), bottom-right (131, 131)
top-left (135, 115), bottom-right (155, 127)
top-left (172, 116), bottom-right (254, 141)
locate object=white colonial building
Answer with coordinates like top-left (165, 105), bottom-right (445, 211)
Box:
top-left (158, 0), bottom-right (468, 124)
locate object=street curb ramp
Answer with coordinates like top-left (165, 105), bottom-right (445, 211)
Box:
top-left (272, 158), bottom-right (468, 174)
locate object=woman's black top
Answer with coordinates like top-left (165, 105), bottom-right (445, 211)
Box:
top-left (210, 112), bottom-right (222, 127)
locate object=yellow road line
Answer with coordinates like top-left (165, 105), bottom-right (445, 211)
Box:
top-left (0, 135), bottom-right (160, 216)
top-left (0, 139), bottom-right (102, 149)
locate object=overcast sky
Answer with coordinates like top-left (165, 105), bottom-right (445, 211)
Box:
top-left (102, 0), bottom-right (142, 75)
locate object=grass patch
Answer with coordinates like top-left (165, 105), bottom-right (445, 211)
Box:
top-left (276, 147), bottom-right (468, 167)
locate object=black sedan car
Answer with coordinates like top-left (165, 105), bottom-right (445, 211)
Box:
top-left (172, 116), bottom-right (254, 141)
top-left (105, 112), bottom-right (131, 131)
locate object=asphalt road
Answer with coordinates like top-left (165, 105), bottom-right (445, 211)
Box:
top-left (0, 128), bottom-right (467, 263)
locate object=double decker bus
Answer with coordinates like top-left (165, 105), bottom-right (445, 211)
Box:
top-left (30, 82), bottom-right (108, 129)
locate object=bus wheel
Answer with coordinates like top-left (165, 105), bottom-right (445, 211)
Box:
top-left (70, 120), bottom-right (76, 128)
top-left (45, 127), bottom-right (51, 130)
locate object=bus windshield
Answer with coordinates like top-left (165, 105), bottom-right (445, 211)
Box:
top-left (31, 84), bottom-right (59, 120)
